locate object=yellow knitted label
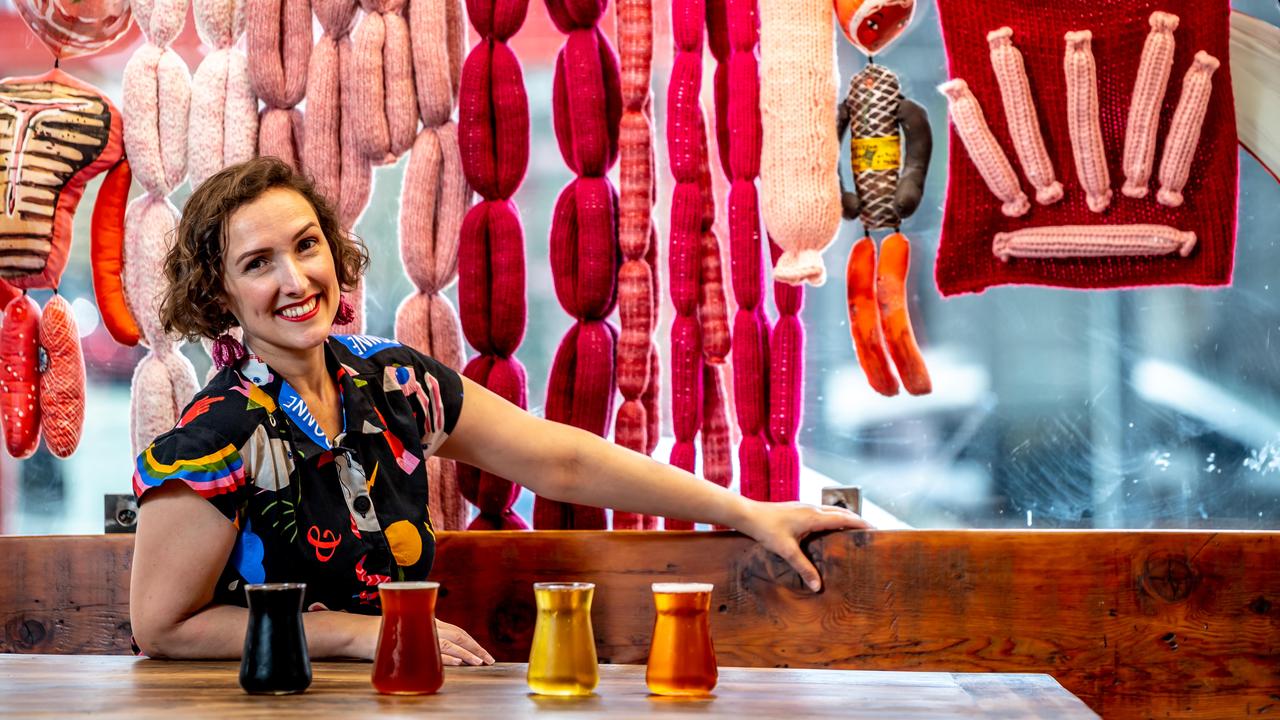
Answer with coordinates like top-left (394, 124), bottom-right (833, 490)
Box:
top-left (851, 136), bottom-right (901, 172)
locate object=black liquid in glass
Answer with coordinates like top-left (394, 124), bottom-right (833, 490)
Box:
top-left (239, 583), bottom-right (312, 695)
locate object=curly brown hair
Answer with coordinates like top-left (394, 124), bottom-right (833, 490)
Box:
top-left (160, 156), bottom-right (369, 342)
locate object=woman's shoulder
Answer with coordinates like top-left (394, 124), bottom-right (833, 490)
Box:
top-left (132, 369), bottom-right (271, 505)
top-left (177, 368), bottom-right (276, 440)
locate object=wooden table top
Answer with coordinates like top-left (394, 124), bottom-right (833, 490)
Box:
top-left (1, 654), bottom-right (1096, 718)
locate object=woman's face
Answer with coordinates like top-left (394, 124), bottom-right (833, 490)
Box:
top-left (220, 187), bottom-right (340, 362)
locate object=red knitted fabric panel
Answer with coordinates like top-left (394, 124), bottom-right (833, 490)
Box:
top-left (934, 0), bottom-right (1237, 295)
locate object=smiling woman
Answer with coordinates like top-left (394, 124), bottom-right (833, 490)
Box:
top-left (125, 157), bottom-right (867, 665)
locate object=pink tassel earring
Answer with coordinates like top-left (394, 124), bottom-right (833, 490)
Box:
top-left (333, 293), bottom-right (356, 326)
top-left (211, 332), bottom-right (247, 369)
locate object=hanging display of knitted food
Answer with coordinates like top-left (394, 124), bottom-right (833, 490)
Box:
top-left (760, 0), bottom-right (841, 286)
top-left (123, 0), bottom-right (201, 453)
top-left (247, 0), bottom-right (310, 168)
top-left (0, 29), bottom-right (133, 459)
top-left (395, 0), bottom-right (471, 530)
top-left (536, 0), bottom-right (623, 531)
top-left (189, 0), bottom-right (258, 188)
top-left (457, 0), bottom-right (532, 530)
top-left (834, 0), bottom-right (932, 397)
top-left (349, 0), bottom-right (418, 166)
top-left (611, 0), bottom-right (661, 530)
top-left (934, 0), bottom-right (1237, 294)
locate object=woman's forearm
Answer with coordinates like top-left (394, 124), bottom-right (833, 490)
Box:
top-left (538, 421), bottom-right (758, 530)
top-left (138, 604), bottom-right (377, 660)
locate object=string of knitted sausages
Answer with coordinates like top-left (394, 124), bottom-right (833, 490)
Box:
top-left (189, 0), bottom-right (258, 378)
top-left (716, 0), bottom-right (771, 502)
top-left (534, 0), bottom-right (623, 530)
top-left (303, 0), bottom-right (372, 231)
top-left (611, 0), bottom-right (661, 531)
top-left (768, 240), bottom-right (804, 502)
top-left (700, 0), bottom-right (740, 522)
top-left (349, 0), bottom-right (418, 165)
top-left (305, 0), bottom-right (367, 340)
top-left (123, 0), bottom-right (201, 453)
top-left (246, 0), bottom-right (309, 167)
top-left (457, 0), bottom-right (532, 530)
top-left (663, 0), bottom-right (708, 530)
top-left (696, 119), bottom-right (732, 514)
top-left (188, 0), bottom-right (258, 188)
top-left (396, 0), bottom-right (471, 530)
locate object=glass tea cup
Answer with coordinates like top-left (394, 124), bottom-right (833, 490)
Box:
top-left (646, 582), bottom-right (717, 696)
top-left (371, 581), bottom-right (445, 695)
top-left (526, 582), bottom-right (598, 696)
top-left (240, 583), bottom-right (311, 695)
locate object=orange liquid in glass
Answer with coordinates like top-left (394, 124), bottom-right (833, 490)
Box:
top-left (371, 581), bottom-right (444, 695)
top-left (646, 583), bottom-right (717, 696)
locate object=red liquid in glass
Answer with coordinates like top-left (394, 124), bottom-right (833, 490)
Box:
top-left (371, 582), bottom-right (444, 695)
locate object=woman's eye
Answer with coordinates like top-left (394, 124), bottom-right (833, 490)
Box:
top-left (246, 257), bottom-right (266, 272)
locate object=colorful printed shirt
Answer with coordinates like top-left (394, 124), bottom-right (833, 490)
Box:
top-left (133, 335), bottom-right (464, 614)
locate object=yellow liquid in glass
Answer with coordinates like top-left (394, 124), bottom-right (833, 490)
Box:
top-left (527, 583), bottom-right (598, 696)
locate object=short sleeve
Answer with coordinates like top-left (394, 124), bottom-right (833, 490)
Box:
top-left (133, 424), bottom-right (247, 522)
top-left (406, 349), bottom-right (465, 453)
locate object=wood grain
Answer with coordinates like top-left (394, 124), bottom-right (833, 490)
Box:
top-left (0, 655), bottom-right (1096, 718)
top-left (2, 530), bottom-right (1278, 718)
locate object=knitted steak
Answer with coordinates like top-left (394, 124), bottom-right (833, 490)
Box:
top-left (934, 0), bottom-right (1237, 294)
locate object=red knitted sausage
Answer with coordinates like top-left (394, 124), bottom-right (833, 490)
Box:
top-left (1, 295), bottom-right (41, 458)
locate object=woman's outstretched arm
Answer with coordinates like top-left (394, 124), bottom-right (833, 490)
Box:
top-left (439, 377), bottom-right (870, 592)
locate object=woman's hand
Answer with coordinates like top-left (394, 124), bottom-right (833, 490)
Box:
top-left (436, 618), bottom-right (495, 666)
top-left (737, 501), bottom-right (871, 592)
top-left (306, 603), bottom-right (492, 665)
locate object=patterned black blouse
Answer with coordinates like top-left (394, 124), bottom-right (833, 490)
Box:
top-left (133, 335), bottom-right (464, 614)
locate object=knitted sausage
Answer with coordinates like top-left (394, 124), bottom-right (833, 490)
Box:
top-left (1, 295), bottom-right (41, 458)
top-left (38, 294), bottom-right (86, 458)
top-left (90, 158), bottom-right (140, 346)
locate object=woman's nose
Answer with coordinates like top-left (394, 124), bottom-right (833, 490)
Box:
top-left (277, 257), bottom-right (308, 294)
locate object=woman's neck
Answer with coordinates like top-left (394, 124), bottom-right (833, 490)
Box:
top-left (245, 337), bottom-right (332, 398)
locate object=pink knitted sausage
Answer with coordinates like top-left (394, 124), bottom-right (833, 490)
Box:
top-left (1064, 30), bottom-right (1111, 213)
top-left (939, 78), bottom-right (1029, 218)
top-left (759, 0), bottom-right (840, 287)
top-left (1121, 12), bottom-right (1178, 199)
top-left (993, 224), bottom-right (1197, 261)
top-left (247, 0), bottom-right (310, 168)
top-left (987, 27), bottom-right (1062, 205)
top-left (1157, 51), bottom-right (1219, 208)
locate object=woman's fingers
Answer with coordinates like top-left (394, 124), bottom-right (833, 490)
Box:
top-left (439, 637), bottom-right (485, 666)
top-left (437, 619), bottom-right (495, 665)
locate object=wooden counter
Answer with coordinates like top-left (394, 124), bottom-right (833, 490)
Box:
top-left (0, 654), bottom-right (1097, 718)
top-left (4, 530), bottom-right (1278, 718)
